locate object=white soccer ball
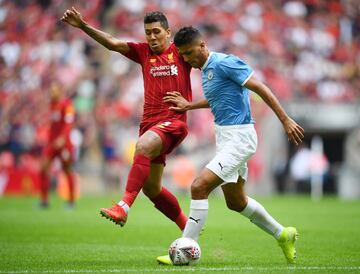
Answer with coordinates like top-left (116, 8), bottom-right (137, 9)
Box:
top-left (168, 237), bottom-right (201, 266)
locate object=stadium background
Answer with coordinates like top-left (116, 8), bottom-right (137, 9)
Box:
top-left (0, 0), bottom-right (359, 199)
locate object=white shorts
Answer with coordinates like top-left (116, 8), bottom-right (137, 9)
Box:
top-left (206, 124), bottom-right (257, 183)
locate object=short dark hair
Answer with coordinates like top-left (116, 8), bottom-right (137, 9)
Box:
top-left (144, 11), bottom-right (169, 30)
top-left (174, 26), bottom-right (202, 47)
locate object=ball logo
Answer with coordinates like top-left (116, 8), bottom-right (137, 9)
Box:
top-left (169, 245), bottom-right (177, 263)
top-left (180, 246), bottom-right (200, 260)
top-left (169, 237), bottom-right (201, 266)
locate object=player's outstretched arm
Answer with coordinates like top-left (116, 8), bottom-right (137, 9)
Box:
top-left (61, 7), bottom-right (130, 54)
top-left (164, 91), bottom-right (209, 112)
top-left (244, 76), bottom-right (304, 145)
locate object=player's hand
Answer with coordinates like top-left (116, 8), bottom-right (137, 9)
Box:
top-left (163, 91), bottom-right (191, 112)
top-left (61, 7), bottom-right (84, 28)
top-left (282, 117), bottom-right (305, 146)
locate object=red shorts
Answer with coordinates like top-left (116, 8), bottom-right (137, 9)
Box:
top-left (139, 119), bottom-right (188, 165)
top-left (43, 143), bottom-right (74, 164)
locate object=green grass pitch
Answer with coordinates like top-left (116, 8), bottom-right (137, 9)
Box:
top-left (0, 194), bottom-right (359, 273)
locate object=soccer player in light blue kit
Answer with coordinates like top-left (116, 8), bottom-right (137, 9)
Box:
top-left (158, 26), bottom-right (304, 265)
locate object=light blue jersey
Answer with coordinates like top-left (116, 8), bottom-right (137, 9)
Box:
top-left (201, 52), bottom-right (254, 125)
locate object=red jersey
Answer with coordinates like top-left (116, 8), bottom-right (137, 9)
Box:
top-left (48, 98), bottom-right (75, 143)
top-left (123, 42), bottom-right (192, 124)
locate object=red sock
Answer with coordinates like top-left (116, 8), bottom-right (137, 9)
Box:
top-left (122, 154), bottom-right (151, 207)
top-left (40, 171), bottom-right (49, 203)
top-left (65, 171), bottom-right (75, 203)
top-left (150, 187), bottom-right (188, 231)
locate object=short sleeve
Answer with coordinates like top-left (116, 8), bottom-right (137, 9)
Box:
top-left (218, 55), bottom-right (253, 86)
top-left (122, 42), bottom-right (149, 64)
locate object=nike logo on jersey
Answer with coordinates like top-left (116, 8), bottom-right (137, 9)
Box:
top-left (189, 217), bottom-right (200, 223)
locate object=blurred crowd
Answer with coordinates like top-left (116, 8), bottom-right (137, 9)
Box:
top-left (0, 0), bottom-right (359, 192)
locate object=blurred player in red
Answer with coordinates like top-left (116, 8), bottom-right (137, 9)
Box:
top-left (39, 82), bottom-right (76, 209)
top-left (61, 8), bottom-right (191, 230)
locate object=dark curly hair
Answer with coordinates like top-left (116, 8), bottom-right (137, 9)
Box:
top-left (144, 11), bottom-right (169, 30)
top-left (174, 26), bottom-right (202, 47)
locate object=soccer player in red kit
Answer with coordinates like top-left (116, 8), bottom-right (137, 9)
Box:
top-left (39, 82), bottom-right (76, 208)
top-left (61, 8), bottom-right (191, 230)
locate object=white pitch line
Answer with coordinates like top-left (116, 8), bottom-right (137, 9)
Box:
top-left (2, 266), bottom-right (360, 273)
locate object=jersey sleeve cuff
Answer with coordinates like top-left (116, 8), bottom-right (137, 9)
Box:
top-left (241, 71), bottom-right (254, 86)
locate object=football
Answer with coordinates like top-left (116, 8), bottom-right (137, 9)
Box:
top-left (168, 237), bottom-right (201, 266)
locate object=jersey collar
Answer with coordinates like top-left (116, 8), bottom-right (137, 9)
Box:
top-left (201, 52), bottom-right (213, 70)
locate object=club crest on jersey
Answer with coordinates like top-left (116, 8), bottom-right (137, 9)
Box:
top-left (167, 53), bottom-right (174, 63)
top-left (208, 70), bottom-right (214, 80)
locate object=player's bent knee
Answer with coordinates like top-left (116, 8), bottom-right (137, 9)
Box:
top-left (135, 141), bottom-right (149, 155)
top-left (135, 141), bottom-right (160, 158)
top-left (142, 186), bottom-right (160, 199)
top-left (191, 177), bottom-right (209, 199)
top-left (226, 199), bottom-right (247, 212)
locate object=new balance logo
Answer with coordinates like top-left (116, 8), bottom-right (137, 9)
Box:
top-left (189, 217), bottom-right (200, 223)
top-left (218, 162), bottom-right (225, 171)
top-left (157, 121), bottom-right (171, 129)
